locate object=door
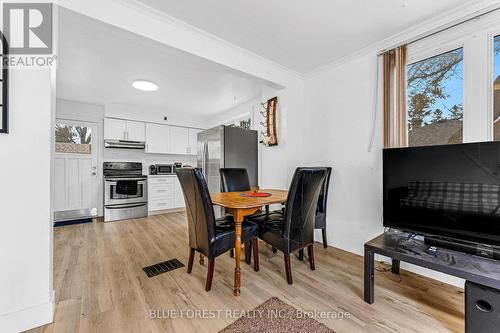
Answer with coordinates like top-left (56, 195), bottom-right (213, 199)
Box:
top-left (53, 120), bottom-right (99, 219)
top-left (169, 126), bottom-right (189, 154)
top-left (104, 118), bottom-right (126, 140)
top-left (146, 123), bottom-right (169, 153)
top-left (126, 120), bottom-right (145, 142)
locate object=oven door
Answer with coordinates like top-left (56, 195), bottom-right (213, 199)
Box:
top-left (105, 177), bottom-right (147, 206)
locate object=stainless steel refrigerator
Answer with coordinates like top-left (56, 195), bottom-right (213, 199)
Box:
top-left (197, 126), bottom-right (258, 215)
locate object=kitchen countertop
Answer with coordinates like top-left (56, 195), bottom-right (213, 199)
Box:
top-left (148, 174), bottom-right (177, 178)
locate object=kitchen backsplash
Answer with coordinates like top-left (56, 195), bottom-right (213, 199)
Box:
top-left (103, 148), bottom-right (197, 174)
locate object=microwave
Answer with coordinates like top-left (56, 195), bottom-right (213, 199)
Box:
top-left (150, 164), bottom-right (175, 175)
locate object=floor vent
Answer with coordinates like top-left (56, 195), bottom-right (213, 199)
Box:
top-left (143, 259), bottom-right (185, 278)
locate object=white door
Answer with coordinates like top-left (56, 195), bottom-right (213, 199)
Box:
top-left (53, 120), bottom-right (99, 217)
top-left (126, 120), bottom-right (145, 142)
top-left (104, 118), bottom-right (126, 140)
top-left (146, 123), bottom-right (170, 153)
top-left (169, 126), bottom-right (189, 154)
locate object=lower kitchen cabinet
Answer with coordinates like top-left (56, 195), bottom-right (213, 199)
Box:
top-left (148, 176), bottom-right (185, 213)
top-left (174, 177), bottom-right (185, 207)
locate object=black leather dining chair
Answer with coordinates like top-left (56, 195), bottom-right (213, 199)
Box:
top-left (220, 168), bottom-right (251, 192)
top-left (219, 168), bottom-right (256, 263)
top-left (298, 167), bottom-right (332, 260)
top-left (176, 168), bottom-right (259, 291)
top-left (245, 167), bottom-right (327, 284)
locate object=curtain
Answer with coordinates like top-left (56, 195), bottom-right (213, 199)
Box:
top-left (383, 45), bottom-right (407, 148)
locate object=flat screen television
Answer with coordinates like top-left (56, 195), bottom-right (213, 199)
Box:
top-left (383, 141), bottom-right (500, 247)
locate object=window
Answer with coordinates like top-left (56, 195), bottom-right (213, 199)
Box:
top-left (55, 123), bottom-right (92, 154)
top-left (493, 35), bottom-right (500, 140)
top-left (227, 117), bottom-right (252, 130)
top-left (406, 48), bottom-right (464, 146)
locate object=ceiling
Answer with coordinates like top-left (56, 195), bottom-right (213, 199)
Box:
top-left (57, 8), bottom-right (276, 116)
top-left (135, 0), bottom-right (473, 74)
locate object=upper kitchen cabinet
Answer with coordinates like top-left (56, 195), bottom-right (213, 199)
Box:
top-left (145, 123), bottom-right (170, 154)
top-left (188, 128), bottom-right (201, 155)
top-left (169, 126), bottom-right (189, 155)
top-left (104, 118), bottom-right (127, 140)
top-left (126, 120), bottom-right (146, 142)
top-left (145, 123), bottom-right (200, 155)
top-left (104, 118), bottom-right (145, 142)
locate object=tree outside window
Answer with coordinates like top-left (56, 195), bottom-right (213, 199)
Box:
top-left (406, 48), bottom-right (464, 146)
top-left (55, 124), bottom-right (92, 154)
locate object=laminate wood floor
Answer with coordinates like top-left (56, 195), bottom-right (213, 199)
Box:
top-left (28, 212), bottom-right (464, 333)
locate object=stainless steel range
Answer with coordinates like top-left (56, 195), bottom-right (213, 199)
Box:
top-left (103, 162), bottom-right (148, 222)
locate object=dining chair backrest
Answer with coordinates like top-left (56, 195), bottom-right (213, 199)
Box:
top-left (282, 167), bottom-right (327, 251)
top-left (176, 168), bottom-right (216, 257)
top-left (315, 167), bottom-right (332, 229)
top-left (219, 168), bottom-right (251, 192)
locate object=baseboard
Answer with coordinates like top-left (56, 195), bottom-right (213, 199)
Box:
top-left (0, 296), bottom-right (54, 333)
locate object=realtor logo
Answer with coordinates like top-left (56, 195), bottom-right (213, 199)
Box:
top-left (3, 3), bottom-right (53, 54)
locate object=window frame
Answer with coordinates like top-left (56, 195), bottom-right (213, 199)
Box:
top-left (488, 30), bottom-right (500, 141)
top-left (403, 10), bottom-right (500, 145)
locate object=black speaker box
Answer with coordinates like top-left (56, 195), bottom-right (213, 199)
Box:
top-left (465, 281), bottom-right (500, 333)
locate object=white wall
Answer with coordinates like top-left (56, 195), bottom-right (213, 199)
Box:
top-left (303, 52), bottom-right (464, 288)
top-left (0, 70), bottom-right (55, 331)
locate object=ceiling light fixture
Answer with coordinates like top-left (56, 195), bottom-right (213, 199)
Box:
top-left (132, 80), bottom-right (158, 91)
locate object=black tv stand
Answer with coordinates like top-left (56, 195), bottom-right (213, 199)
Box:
top-left (364, 230), bottom-right (500, 305)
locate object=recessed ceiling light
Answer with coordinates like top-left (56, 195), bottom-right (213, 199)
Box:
top-left (132, 80), bottom-right (158, 91)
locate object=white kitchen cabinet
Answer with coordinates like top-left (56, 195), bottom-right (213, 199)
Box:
top-left (188, 128), bottom-right (201, 155)
top-left (126, 120), bottom-right (145, 142)
top-left (104, 118), bottom-right (145, 141)
top-left (169, 126), bottom-right (189, 155)
top-left (148, 176), bottom-right (184, 213)
top-left (174, 177), bottom-right (185, 208)
top-left (104, 118), bottom-right (127, 140)
top-left (146, 123), bottom-right (170, 154)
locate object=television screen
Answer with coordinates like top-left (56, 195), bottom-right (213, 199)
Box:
top-left (383, 141), bottom-right (500, 246)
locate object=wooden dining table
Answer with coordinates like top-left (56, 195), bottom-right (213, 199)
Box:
top-left (210, 189), bottom-right (288, 296)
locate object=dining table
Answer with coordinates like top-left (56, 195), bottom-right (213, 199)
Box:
top-left (210, 189), bottom-right (288, 296)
